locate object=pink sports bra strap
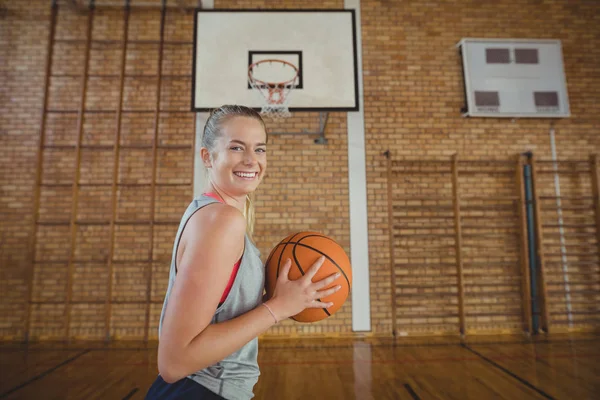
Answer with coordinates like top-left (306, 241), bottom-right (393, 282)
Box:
top-left (203, 192), bottom-right (242, 305)
top-left (203, 192), bottom-right (223, 203)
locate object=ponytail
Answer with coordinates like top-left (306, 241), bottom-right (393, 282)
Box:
top-left (243, 193), bottom-right (256, 238)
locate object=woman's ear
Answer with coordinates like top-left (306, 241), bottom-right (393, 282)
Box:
top-left (200, 147), bottom-right (212, 169)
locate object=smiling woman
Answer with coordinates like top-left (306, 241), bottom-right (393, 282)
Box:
top-left (201, 116), bottom-right (267, 200)
top-left (145, 105), bottom-right (343, 400)
top-left (197, 107), bottom-right (268, 239)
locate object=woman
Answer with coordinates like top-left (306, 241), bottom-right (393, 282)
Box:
top-left (146, 105), bottom-right (342, 399)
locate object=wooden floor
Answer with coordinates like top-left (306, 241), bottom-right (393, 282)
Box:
top-left (1, 334), bottom-right (599, 399)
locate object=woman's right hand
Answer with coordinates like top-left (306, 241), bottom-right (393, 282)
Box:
top-left (265, 256), bottom-right (342, 321)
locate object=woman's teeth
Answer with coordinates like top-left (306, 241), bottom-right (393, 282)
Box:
top-left (234, 172), bottom-right (256, 179)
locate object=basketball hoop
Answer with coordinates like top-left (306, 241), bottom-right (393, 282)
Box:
top-left (248, 59), bottom-right (299, 119)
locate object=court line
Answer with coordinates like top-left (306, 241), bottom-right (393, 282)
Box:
top-left (261, 337), bottom-right (600, 350)
top-left (0, 349), bottom-right (90, 399)
top-left (404, 383), bottom-right (421, 400)
top-left (259, 338), bottom-right (600, 352)
top-left (122, 387), bottom-right (139, 400)
top-left (258, 351), bottom-right (599, 366)
top-left (3, 351), bottom-right (597, 368)
top-left (462, 344), bottom-right (556, 400)
top-left (2, 337), bottom-right (597, 352)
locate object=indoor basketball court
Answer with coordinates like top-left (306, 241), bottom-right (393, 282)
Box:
top-left (1, 1), bottom-right (599, 399)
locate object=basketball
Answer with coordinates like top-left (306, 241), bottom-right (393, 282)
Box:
top-left (265, 231), bottom-right (352, 323)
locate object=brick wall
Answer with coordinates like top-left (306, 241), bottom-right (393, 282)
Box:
top-left (1, 0), bottom-right (598, 340)
top-left (361, 0), bottom-right (600, 335)
top-left (2, 0), bottom-right (51, 340)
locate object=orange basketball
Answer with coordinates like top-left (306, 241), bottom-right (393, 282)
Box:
top-left (265, 231), bottom-right (352, 323)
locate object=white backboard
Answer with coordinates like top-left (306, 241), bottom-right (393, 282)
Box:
top-left (192, 9), bottom-right (359, 112)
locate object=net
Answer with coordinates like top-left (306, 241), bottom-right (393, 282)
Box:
top-left (248, 59), bottom-right (299, 120)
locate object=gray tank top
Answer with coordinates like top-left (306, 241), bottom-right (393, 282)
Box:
top-left (158, 194), bottom-right (265, 400)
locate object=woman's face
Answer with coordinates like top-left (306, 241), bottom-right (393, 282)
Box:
top-left (203, 116), bottom-right (267, 199)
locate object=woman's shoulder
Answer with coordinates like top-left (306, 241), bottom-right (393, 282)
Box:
top-left (177, 201), bottom-right (246, 266)
top-left (187, 198), bottom-right (246, 238)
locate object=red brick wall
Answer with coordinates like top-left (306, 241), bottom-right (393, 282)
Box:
top-left (2, 0), bottom-right (51, 340)
top-left (361, 0), bottom-right (599, 335)
top-left (1, 0), bottom-right (598, 340)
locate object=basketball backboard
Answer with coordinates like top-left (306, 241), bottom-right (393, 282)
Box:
top-left (192, 9), bottom-right (359, 112)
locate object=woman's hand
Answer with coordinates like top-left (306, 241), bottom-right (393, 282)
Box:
top-left (265, 256), bottom-right (342, 321)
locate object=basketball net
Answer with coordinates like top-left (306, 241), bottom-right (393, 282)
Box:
top-left (248, 59), bottom-right (299, 120)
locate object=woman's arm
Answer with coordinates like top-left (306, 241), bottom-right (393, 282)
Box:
top-left (158, 204), bottom-right (252, 382)
top-left (176, 255), bottom-right (342, 382)
top-left (163, 299), bottom-right (278, 382)
top-left (157, 203), bottom-right (342, 383)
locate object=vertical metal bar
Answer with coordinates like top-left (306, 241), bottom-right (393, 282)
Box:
top-left (64, 1), bottom-right (94, 341)
top-left (591, 155), bottom-right (600, 266)
top-left (529, 154), bottom-right (550, 332)
top-left (25, 0), bottom-right (59, 342)
top-left (524, 164), bottom-right (540, 332)
top-left (549, 127), bottom-right (572, 327)
top-left (144, 1), bottom-right (166, 342)
top-left (516, 155), bottom-right (532, 334)
top-left (451, 154), bottom-right (466, 336)
top-left (104, 1), bottom-right (130, 342)
top-left (385, 152), bottom-right (397, 337)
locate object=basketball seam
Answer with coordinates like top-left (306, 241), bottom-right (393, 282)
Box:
top-left (291, 245), bottom-right (306, 276)
top-left (280, 236), bottom-right (351, 288)
top-left (292, 236), bottom-right (330, 318)
top-left (275, 233), bottom-right (328, 246)
top-left (295, 236), bottom-right (337, 318)
top-left (276, 232), bottom-right (303, 279)
top-left (273, 233), bottom-right (321, 278)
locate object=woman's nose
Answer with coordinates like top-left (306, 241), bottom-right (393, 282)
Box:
top-left (244, 150), bottom-right (256, 164)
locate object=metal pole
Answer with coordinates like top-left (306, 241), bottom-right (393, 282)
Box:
top-left (549, 125), bottom-right (572, 328)
top-left (451, 154), bottom-right (466, 336)
top-left (385, 151), bottom-right (398, 336)
top-left (529, 154), bottom-right (550, 332)
top-left (516, 155), bottom-right (532, 334)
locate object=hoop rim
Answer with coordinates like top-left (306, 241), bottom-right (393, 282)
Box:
top-left (248, 59), bottom-right (299, 88)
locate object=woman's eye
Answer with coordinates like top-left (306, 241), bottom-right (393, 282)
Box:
top-left (256, 148), bottom-right (266, 153)
top-left (230, 146), bottom-right (243, 151)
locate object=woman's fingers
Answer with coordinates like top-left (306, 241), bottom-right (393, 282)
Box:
top-left (313, 272), bottom-right (341, 290)
top-left (269, 257), bottom-right (344, 318)
top-left (277, 259), bottom-right (292, 282)
top-left (308, 300), bottom-right (334, 309)
top-left (316, 285), bottom-right (342, 298)
top-left (304, 256), bottom-right (326, 280)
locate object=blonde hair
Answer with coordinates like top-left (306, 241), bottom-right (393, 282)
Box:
top-left (201, 105), bottom-right (267, 237)
top-left (243, 193), bottom-right (256, 238)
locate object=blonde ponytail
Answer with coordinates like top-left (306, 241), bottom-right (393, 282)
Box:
top-left (243, 193), bottom-right (256, 238)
